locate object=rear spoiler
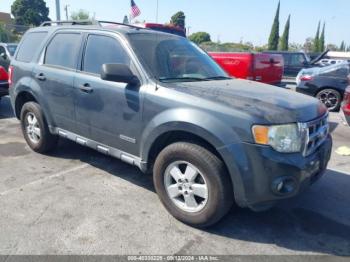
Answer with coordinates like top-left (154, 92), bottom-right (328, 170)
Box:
top-left (310, 49), bottom-right (329, 65)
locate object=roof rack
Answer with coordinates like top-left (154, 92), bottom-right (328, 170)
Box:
top-left (40, 20), bottom-right (142, 30)
top-left (40, 20), bottom-right (97, 26)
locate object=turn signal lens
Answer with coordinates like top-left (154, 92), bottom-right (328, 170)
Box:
top-left (252, 125), bottom-right (269, 145)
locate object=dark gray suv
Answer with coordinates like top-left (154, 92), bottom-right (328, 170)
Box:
top-left (9, 21), bottom-right (332, 227)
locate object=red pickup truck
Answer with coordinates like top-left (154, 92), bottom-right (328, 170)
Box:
top-left (0, 66), bottom-right (9, 99)
top-left (209, 52), bottom-right (284, 85)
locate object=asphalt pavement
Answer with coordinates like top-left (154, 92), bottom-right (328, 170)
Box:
top-left (0, 96), bottom-right (349, 256)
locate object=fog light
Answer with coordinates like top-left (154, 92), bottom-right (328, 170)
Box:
top-left (277, 181), bottom-right (284, 192)
top-left (272, 177), bottom-right (296, 195)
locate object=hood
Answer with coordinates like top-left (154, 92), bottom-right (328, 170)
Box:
top-left (310, 49), bottom-right (329, 65)
top-left (163, 79), bottom-right (327, 124)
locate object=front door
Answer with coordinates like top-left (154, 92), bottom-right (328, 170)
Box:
top-left (74, 33), bottom-right (144, 155)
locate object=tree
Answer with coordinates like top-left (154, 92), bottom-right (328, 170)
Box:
top-left (71, 9), bottom-right (90, 20)
top-left (268, 1), bottom-right (280, 50)
top-left (313, 21), bottom-right (320, 52)
top-left (170, 11), bottom-right (185, 29)
top-left (123, 15), bottom-right (129, 24)
top-left (326, 43), bottom-right (339, 51)
top-left (279, 14), bottom-right (290, 51)
top-left (340, 41), bottom-right (346, 51)
top-left (319, 22), bottom-right (325, 52)
top-left (11, 0), bottom-right (50, 26)
top-left (189, 32), bottom-right (211, 45)
top-left (289, 42), bottom-right (303, 51)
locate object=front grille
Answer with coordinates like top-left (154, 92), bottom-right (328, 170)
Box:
top-left (300, 114), bottom-right (329, 156)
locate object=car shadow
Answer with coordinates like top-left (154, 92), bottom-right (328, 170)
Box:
top-left (47, 139), bottom-right (350, 256)
top-left (0, 96), bottom-right (15, 119)
top-left (329, 120), bottom-right (339, 133)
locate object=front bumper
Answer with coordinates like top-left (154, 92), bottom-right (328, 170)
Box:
top-left (219, 135), bottom-right (332, 210)
top-left (0, 81), bottom-right (9, 97)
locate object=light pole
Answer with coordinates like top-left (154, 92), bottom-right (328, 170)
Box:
top-left (64, 5), bottom-right (69, 20)
top-left (156, 0), bottom-right (159, 23)
top-left (55, 0), bottom-right (61, 20)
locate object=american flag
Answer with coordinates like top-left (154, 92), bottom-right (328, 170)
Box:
top-left (131, 0), bottom-right (141, 19)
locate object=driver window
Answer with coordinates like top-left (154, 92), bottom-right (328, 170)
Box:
top-left (83, 34), bottom-right (131, 75)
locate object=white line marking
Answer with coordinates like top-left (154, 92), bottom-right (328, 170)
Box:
top-left (0, 164), bottom-right (89, 196)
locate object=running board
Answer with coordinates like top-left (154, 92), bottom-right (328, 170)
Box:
top-left (53, 128), bottom-right (145, 170)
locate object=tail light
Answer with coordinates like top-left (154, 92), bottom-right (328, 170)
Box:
top-left (0, 66), bottom-right (8, 81)
top-left (342, 87), bottom-right (350, 116)
top-left (8, 66), bottom-right (14, 86)
top-left (300, 75), bottom-right (313, 81)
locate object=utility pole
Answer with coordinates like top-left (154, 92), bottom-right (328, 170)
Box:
top-left (156, 0), bottom-right (159, 23)
top-left (55, 0), bottom-right (61, 20)
top-left (64, 5), bottom-right (69, 20)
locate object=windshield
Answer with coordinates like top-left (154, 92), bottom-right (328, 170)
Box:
top-left (128, 33), bottom-right (229, 82)
top-left (7, 44), bottom-right (18, 56)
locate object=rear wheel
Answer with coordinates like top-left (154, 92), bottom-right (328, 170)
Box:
top-left (153, 142), bottom-right (233, 227)
top-left (20, 102), bottom-right (58, 153)
top-left (316, 88), bottom-right (342, 112)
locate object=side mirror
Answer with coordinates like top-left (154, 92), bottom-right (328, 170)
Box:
top-left (101, 63), bottom-right (139, 85)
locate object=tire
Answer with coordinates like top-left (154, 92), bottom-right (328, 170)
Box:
top-left (153, 142), bottom-right (233, 227)
top-left (20, 102), bottom-right (58, 153)
top-left (316, 88), bottom-right (342, 112)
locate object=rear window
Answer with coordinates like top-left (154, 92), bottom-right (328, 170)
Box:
top-left (16, 32), bottom-right (47, 62)
top-left (45, 33), bottom-right (82, 69)
top-left (7, 45), bottom-right (18, 56)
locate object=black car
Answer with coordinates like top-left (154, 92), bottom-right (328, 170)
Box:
top-left (264, 50), bottom-right (328, 78)
top-left (296, 62), bottom-right (349, 111)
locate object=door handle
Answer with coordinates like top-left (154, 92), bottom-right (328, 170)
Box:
top-left (35, 73), bottom-right (46, 81)
top-left (78, 83), bottom-right (93, 93)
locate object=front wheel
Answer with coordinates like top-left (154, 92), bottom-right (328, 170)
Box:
top-left (316, 88), bottom-right (342, 112)
top-left (153, 142), bottom-right (233, 227)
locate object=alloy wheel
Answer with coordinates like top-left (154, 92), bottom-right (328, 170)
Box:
top-left (164, 161), bottom-right (208, 213)
top-left (25, 112), bottom-right (41, 144)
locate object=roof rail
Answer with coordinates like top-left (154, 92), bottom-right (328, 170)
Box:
top-left (97, 21), bottom-right (142, 30)
top-left (40, 20), bottom-right (142, 30)
top-left (40, 20), bottom-right (97, 26)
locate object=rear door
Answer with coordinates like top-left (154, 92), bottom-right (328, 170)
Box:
top-left (32, 31), bottom-right (83, 132)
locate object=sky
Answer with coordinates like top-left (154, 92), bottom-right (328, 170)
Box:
top-left (0, 0), bottom-right (349, 46)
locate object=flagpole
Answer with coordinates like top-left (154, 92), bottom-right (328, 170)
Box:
top-left (156, 0), bottom-right (159, 23)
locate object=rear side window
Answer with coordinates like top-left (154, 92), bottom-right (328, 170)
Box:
top-left (16, 32), bottom-right (47, 62)
top-left (83, 34), bottom-right (130, 75)
top-left (45, 33), bottom-right (82, 69)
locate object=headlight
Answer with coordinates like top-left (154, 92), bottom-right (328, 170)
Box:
top-left (252, 124), bottom-right (303, 153)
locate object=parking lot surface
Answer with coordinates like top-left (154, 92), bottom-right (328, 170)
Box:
top-left (0, 96), bottom-right (349, 256)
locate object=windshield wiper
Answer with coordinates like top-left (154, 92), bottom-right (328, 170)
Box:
top-left (204, 76), bottom-right (232, 80)
top-left (158, 77), bottom-right (209, 82)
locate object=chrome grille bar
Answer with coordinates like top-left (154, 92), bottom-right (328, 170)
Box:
top-left (299, 113), bottom-right (329, 156)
